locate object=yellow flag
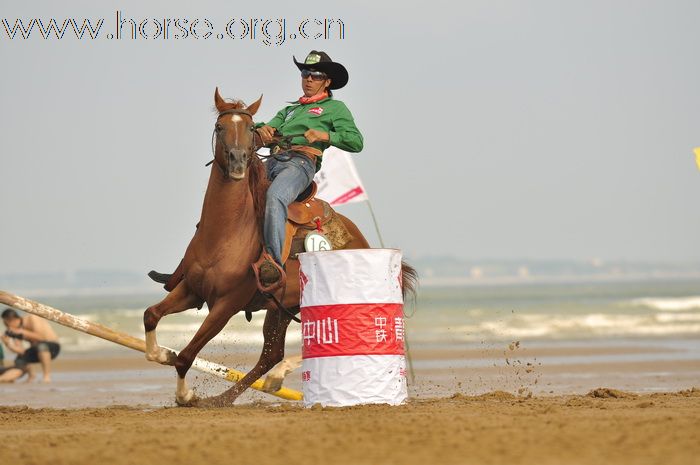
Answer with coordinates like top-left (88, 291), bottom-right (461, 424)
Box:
top-left (695, 147), bottom-right (700, 171)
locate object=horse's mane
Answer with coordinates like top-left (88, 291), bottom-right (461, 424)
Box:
top-left (213, 98), bottom-right (246, 113)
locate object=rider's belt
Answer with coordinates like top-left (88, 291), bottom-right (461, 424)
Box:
top-left (290, 145), bottom-right (322, 160)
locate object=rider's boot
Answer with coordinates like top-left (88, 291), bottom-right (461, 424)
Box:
top-left (148, 270), bottom-right (171, 285)
top-left (147, 223), bottom-right (199, 291)
top-left (251, 250), bottom-right (286, 294)
top-left (148, 259), bottom-right (184, 292)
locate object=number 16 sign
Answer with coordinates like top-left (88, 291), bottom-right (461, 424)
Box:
top-left (304, 231), bottom-right (332, 252)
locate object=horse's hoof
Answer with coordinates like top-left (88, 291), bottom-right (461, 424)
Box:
top-left (262, 375), bottom-right (284, 393)
top-left (145, 348), bottom-right (177, 366)
top-left (175, 389), bottom-right (196, 407)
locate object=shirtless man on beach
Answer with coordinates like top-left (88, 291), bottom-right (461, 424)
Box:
top-left (0, 308), bottom-right (61, 383)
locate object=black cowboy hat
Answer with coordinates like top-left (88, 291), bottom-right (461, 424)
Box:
top-left (293, 51), bottom-right (348, 90)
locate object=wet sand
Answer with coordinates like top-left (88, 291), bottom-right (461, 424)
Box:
top-left (1, 389), bottom-right (699, 465)
top-left (2, 340), bottom-right (699, 408)
top-left (1, 341), bottom-right (699, 464)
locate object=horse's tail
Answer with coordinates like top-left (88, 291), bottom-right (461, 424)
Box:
top-left (401, 261), bottom-right (418, 304)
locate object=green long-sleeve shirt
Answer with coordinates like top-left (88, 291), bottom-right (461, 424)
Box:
top-left (258, 96), bottom-right (363, 171)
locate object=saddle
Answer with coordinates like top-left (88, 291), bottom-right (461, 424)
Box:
top-left (281, 181), bottom-right (335, 263)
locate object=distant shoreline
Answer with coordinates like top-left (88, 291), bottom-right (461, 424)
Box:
top-left (2, 272), bottom-right (700, 297)
top-left (420, 272), bottom-right (700, 287)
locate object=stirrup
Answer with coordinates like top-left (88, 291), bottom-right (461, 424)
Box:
top-left (252, 252), bottom-right (286, 294)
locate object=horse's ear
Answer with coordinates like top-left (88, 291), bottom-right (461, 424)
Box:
top-left (246, 94), bottom-right (263, 116)
top-left (214, 87), bottom-right (226, 113)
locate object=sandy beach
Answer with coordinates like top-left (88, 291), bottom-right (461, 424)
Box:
top-left (0, 340), bottom-right (698, 465)
top-left (1, 389), bottom-right (699, 465)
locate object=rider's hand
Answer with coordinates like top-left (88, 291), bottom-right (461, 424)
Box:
top-left (304, 129), bottom-right (329, 144)
top-left (256, 125), bottom-right (276, 144)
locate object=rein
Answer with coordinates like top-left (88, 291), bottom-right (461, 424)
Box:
top-left (256, 133), bottom-right (309, 162)
top-left (206, 128), bottom-right (308, 167)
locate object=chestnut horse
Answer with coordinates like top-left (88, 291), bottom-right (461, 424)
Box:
top-left (143, 88), bottom-right (417, 407)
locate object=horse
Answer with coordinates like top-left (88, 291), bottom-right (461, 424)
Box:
top-left (143, 88), bottom-right (417, 407)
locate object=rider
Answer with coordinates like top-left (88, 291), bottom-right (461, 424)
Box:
top-left (253, 50), bottom-right (364, 288)
top-left (149, 51), bottom-right (363, 292)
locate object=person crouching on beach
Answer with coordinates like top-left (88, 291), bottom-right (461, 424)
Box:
top-left (0, 308), bottom-right (61, 383)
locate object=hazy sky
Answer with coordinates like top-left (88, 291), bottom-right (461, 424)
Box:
top-left (1, 0), bottom-right (699, 274)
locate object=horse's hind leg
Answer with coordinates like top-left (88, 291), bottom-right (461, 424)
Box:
top-left (199, 306), bottom-right (295, 407)
top-left (144, 282), bottom-right (202, 365)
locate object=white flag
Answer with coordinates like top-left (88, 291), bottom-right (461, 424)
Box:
top-left (314, 146), bottom-right (369, 206)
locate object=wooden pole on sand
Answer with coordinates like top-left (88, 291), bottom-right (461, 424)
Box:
top-left (0, 290), bottom-right (303, 401)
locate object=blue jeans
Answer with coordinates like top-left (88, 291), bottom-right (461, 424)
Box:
top-left (264, 154), bottom-right (316, 265)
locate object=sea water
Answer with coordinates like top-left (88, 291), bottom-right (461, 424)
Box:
top-left (1, 278), bottom-right (698, 403)
top-left (2, 278), bottom-right (699, 359)
top-left (408, 279), bottom-right (700, 346)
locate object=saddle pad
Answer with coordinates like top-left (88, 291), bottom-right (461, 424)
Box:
top-left (286, 212), bottom-right (354, 261)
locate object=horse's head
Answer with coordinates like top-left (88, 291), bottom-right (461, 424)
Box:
top-left (213, 87), bottom-right (263, 180)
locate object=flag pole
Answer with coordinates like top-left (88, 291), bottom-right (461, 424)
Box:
top-left (364, 198), bottom-right (416, 385)
top-left (365, 199), bottom-right (386, 248)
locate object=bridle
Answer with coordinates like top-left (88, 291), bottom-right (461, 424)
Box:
top-left (207, 108), bottom-right (262, 175)
top-left (207, 109), bottom-right (309, 170)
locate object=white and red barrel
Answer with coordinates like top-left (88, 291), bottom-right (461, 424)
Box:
top-left (298, 249), bottom-right (407, 407)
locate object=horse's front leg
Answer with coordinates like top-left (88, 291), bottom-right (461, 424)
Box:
top-left (144, 282), bottom-right (202, 365)
top-left (172, 301), bottom-right (236, 405)
top-left (197, 306), bottom-right (295, 407)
